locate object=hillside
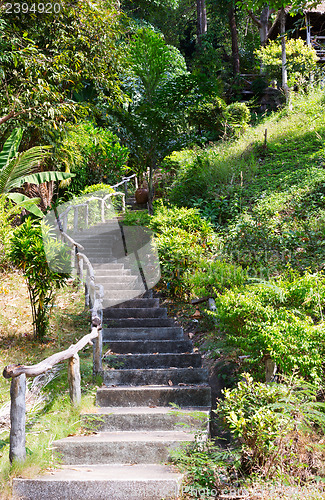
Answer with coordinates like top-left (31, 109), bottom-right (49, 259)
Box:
top-left (168, 91), bottom-right (325, 275)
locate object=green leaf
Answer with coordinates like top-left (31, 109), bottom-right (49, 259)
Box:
top-left (7, 193), bottom-right (43, 217)
top-left (13, 171), bottom-right (74, 188)
top-left (0, 128), bottom-right (23, 172)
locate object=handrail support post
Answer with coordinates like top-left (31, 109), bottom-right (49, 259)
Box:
top-left (9, 374), bottom-right (26, 463)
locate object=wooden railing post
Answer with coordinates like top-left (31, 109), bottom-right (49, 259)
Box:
top-left (73, 206), bottom-right (78, 233)
top-left (93, 318), bottom-right (102, 375)
top-left (68, 354), bottom-right (81, 406)
top-left (9, 374), bottom-right (26, 463)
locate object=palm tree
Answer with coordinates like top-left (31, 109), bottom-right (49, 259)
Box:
top-left (0, 128), bottom-right (72, 216)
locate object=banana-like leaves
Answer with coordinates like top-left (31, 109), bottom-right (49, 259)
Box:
top-left (0, 128), bottom-right (74, 216)
top-left (7, 193), bottom-right (43, 217)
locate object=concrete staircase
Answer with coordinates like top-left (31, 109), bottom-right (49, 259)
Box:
top-left (12, 222), bottom-right (211, 500)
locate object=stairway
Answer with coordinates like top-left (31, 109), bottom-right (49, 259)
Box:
top-left (12, 221), bottom-right (211, 500)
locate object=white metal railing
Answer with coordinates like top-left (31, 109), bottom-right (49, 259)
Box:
top-left (58, 191), bottom-right (126, 234)
top-left (55, 174), bottom-right (138, 373)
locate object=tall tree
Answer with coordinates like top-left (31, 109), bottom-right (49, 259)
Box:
top-left (229, 4), bottom-right (240, 74)
top-left (197, 0), bottom-right (208, 44)
top-left (240, 0), bottom-right (321, 95)
top-left (0, 0), bottom-right (123, 140)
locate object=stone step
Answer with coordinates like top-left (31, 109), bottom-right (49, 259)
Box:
top-left (104, 298), bottom-right (160, 308)
top-left (101, 282), bottom-right (139, 291)
top-left (103, 318), bottom-right (174, 328)
top-left (12, 464), bottom-right (183, 500)
top-left (104, 308), bottom-right (167, 319)
top-left (103, 339), bottom-right (192, 354)
top-left (102, 367), bottom-right (208, 386)
top-left (93, 263), bottom-right (125, 270)
top-left (92, 276), bottom-right (138, 284)
top-left (83, 251), bottom-right (114, 257)
top-left (94, 269), bottom-right (132, 276)
top-left (102, 290), bottom-right (144, 301)
top-left (52, 430), bottom-right (195, 465)
top-left (103, 353), bottom-right (202, 370)
top-left (81, 406), bottom-right (210, 432)
top-left (102, 327), bottom-right (184, 341)
top-left (96, 386), bottom-right (212, 408)
top-left (88, 258), bottom-right (121, 264)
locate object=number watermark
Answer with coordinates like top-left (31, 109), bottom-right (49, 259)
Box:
top-left (4, 2), bottom-right (61, 14)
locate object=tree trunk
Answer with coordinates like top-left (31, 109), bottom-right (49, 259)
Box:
top-left (228, 5), bottom-right (240, 76)
top-left (197, 0), bottom-right (207, 45)
top-left (259, 5), bottom-right (270, 46)
top-left (147, 164), bottom-right (154, 215)
top-left (280, 8), bottom-right (290, 104)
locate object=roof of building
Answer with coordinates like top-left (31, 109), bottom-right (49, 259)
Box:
top-left (305, 2), bottom-right (325, 14)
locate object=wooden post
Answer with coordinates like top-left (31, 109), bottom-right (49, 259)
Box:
top-left (93, 318), bottom-right (102, 375)
top-left (264, 128), bottom-right (267, 150)
top-left (85, 203), bottom-right (89, 229)
top-left (68, 354), bottom-right (81, 406)
top-left (9, 374), bottom-right (26, 463)
top-left (101, 199), bottom-right (105, 223)
top-left (73, 207), bottom-right (78, 233)
top-left (265, 357), bottom-right (277, 382)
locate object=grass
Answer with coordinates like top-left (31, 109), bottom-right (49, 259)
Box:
top-left (0, 271), bottom-right (99, 498)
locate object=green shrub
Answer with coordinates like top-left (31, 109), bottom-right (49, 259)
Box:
top-left (55, 122), bottom-right (129, 195)
top-left (150, 202), bottom-right (215, 238)
top-left (122, 209), bottom-right (151, 227)
top-left (210, 271), bottom-right (325, 383)
top-left (187, 259), bottom-right (247, 298)
top-left (81, 183), bottom-right (115, 195)
top-left (255, 38), bottom-right (318, 88)
top-left (0, 197), bottom-right (19, 269)
top-left (155, 227), bottom-right (206, 298)
top-left (224, 102), bottom-right (250, 136)
top-left (9, 218), bottom-right (71, 339)
top-left (188, 95), bottom-right (226, 138)
top-left (217, 373), bottom-right (325, 478)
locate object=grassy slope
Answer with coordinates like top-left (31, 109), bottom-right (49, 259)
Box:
top-left (169, 91), bottom-right (325, 273)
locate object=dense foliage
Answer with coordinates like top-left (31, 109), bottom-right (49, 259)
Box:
top-left (9, 218), bottom-right (70, 339)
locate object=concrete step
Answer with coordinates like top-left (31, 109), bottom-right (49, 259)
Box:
top-left (101, 282), bottom-right (139, 291)
top-left (102, 290), bottom-right (144, 302)
top-left (103, 318), bottom-right (174, 328)
top-left (83, 251), bottom-right (114, 257)
top-left (92, 276), bottom-right (138, 284)
top-left (103, 353), bottom-right (202, 370)
top-left (94, 269), bottom-right (132, 277)
top-left (104, 298), bottom-right (160, 309)
top-left (104, 308), bottom-right (167, 319)
top-left (96, 385), bottom-right (212, 408)
top-left (93, 263), bottom-right (125, 270)
top-left (103, 339), bottom-right (192, 354)
top-left (88, 258), bottom-right (121, 264)
top-left (102, 367), bottom-right (209, 386)
top-left (12, 464), bottom-right (183, 500)
top-left (81, 406), bottom-right (210, 432)
top-left (52, 430), bottom-right (195, 465)
top-left (102, 327), bottom-right (184, 341)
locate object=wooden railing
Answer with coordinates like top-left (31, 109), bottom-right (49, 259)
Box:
top-left (2, 318), bottom-right (102, 463)
top-left (2, 173), bottom-right (138, 464)
top-left (113, 173), bottom-right (138, 198)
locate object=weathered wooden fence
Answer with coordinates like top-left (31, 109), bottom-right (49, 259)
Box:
top-left (2, 318), bottom-right (102, 463)
top-left (2, 173), bottom-right (138, 464)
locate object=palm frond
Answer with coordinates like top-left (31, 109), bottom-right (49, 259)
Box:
top-left (0, 146), bottom-right (51, 193)
top-left (18, 171), bottom-right (74, 186)
top-left (0, 128), bottom-right (23, 173)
